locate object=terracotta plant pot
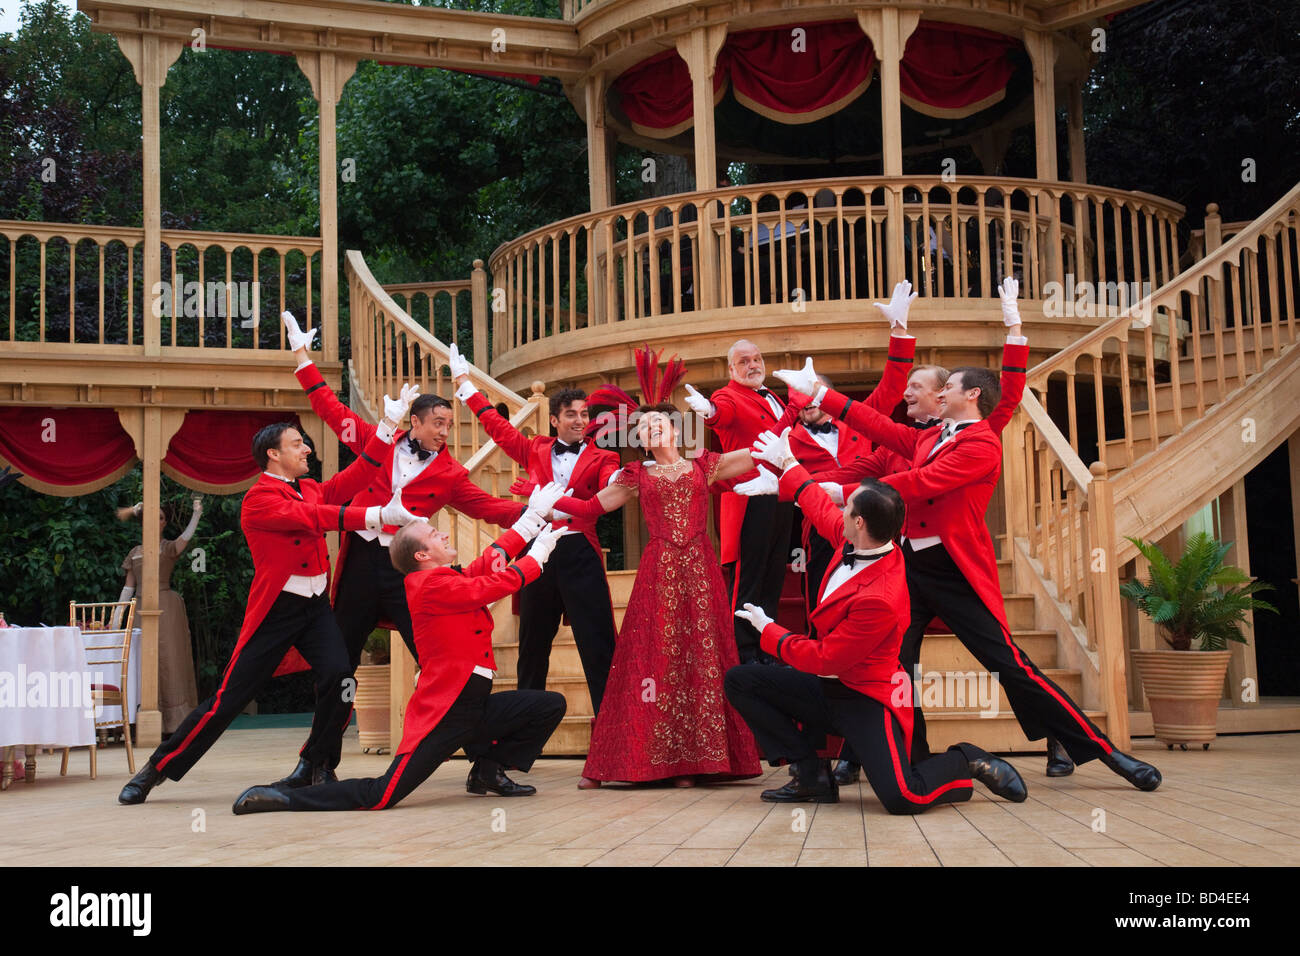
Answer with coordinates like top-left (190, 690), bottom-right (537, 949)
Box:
top-left (1131, 649), bottom-right (1232, 749)
top-left (353, 664), bottom-right (391, 753)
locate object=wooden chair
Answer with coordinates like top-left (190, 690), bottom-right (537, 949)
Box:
top-left (63, 599), bottom-right (137, 779)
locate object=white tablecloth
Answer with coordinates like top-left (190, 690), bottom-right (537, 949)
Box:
top-left (0, 626), bottom-right (96, 748)
top-left (81, 627), bottom-right (141, 725)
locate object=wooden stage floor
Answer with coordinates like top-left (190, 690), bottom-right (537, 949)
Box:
top-left (4, 727), bottom-right (1299, 866)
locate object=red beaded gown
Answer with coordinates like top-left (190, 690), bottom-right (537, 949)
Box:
top-left (582, 450), bottom-right (761, 782)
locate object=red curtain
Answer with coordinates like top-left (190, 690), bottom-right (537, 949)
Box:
top-left (614, 20), bottom-right (1020, 135)
top-left (0, 406), bottom-right (136, 495)
top-left (899, 22), bottom-right (1021, 119)
top-left (163, 410), bottom-right (302, 494)
top-left (720, 21), bottom-right (875, 124)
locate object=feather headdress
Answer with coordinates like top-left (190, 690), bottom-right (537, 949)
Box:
top-left (584, 344), bottom-right (689, 439)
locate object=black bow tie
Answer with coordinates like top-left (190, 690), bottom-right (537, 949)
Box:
top-left (406, 435), bottom-right (431, 461)
top-left (554, 440), bottom-right (582, 457)
top-left (756, 387), bottom-right (774, 399)
top-left (288, 479), bottom-right (301, 493)
top-left (938, 421), bottom-right (975, 443)
top-left (841, 543), bottom-right (884, 567)
top-left (805, 420), bottom-right (836, 436)
top-left (912, 417), bottom-right (941, 430)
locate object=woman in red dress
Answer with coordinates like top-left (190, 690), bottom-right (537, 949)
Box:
top-left (555, 352), bottom-right (764, 788)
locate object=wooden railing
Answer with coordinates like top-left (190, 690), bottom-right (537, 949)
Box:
top-left (347, 250), bottom-right (544, 559)
top-left (382, 260), bottom-right (488, 366)
top-left (0, 221), bottom-right (324, 353)
top-left (1000, 179), bottom-right (1300, 739)
top-left (486, 175), bottom-right (1183, 360)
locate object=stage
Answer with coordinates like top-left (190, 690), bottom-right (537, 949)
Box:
top-left (3, 726), bottom-right (1298, 866)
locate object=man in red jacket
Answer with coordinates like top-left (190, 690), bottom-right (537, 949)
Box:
top-left (450, 344), bottom-right (620, 713)
top-left (722, 435), bottom-right (1026, 811)
top-left (281, 313), bottom-right (526, 785)
top-left (774, 280), bottom-right (1162, 792)
top-left (118, 420), bottom-right (420, 804)
top-left (230, 489), bottom-right (569, 813)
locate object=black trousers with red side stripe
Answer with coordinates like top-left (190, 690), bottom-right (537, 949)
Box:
top-left (800, 522), bottom-right (862, 767)
top-left (900, 540), bottom-right (1113, 765)
top-left (285, 677), bottom-right (566, 811)
top-left (723, 664), bottom-right (975, 815)
top-left (724, 495), bottom-right (796, 663)
top-left (151, 591), bottom-right (352, 781)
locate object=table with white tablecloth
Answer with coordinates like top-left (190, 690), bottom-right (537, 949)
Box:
top-left (0, 626), bottom-right (97, 788)
top-left (82, 627), bottom-right (141, 726)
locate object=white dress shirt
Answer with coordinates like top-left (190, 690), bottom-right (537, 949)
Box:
top-left (263, 471), bottom-right (328, 597)
top-left (820, 541), bottom-right (894, 602)
top-left (549, 440), bottom-right (585, 538)
top-left (355, 438), bottom-right (437, 547)
top-left (808, 424), bottom-right (839, 460)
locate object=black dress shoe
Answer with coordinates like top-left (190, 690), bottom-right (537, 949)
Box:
top-left (466, 762), bottom-right (536, 797)
top-left (118, 762), bottom-right (164, 805)
top-left (1046, 737), bottom-right (1075, 777)
top-left (273, 758), bottom-right (337, 790)
top-left (762, 759), bottom-right (838, 803)
top-left (967, 752), bottom-right (1028, 803)
top-left (1101, 750), bottom-right (1162, 792)
top-left (232, 786), bottom-right (293, 815)
top-left (833, 760), bottom-right (861, 786)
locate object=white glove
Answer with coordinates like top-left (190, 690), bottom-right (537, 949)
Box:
top-left (449, 342), bottom-right (471, 381)
top-left (752, 427), bottom-right (796, 471)
top-left (282, 311), bottom-right (318, 352)
top-left (998, 276), bottom-right (1021, 328)
top-left (772, 357), bottom-right (818, 397)
top-left (734, 602), bottom-right (774, 632)
top-left (378, 489), bottom-right (420, 528)
top-left (683, 384), bottom-right (714, 418)
top-left (511, 509), bottom-right (547, 540)
top-left (383, 382), bottom-right (420, 424)
top-left (872, 279), bottom-right (918, 330)
top-left (734, 469), bottom-right (779, 497)
top-left (527, 524), bottom-right (565, 567)
top-left (527, 481), bottom-right (568, 518)
top-left (819, 482), bottom-right (845, 506)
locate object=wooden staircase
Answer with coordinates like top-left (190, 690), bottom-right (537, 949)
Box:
top-left (493, 557), bottom-right (1102, 756)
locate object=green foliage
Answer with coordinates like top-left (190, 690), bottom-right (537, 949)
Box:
top-left (1119, 533), bottom-right (1278, 651)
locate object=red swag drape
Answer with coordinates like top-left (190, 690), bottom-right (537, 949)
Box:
top-left (162, 410), bottom-right (302, 494)
top-left (899, 22), bottom-right (1021, 119)
top-left (0, 406), bottom-right (136, 495)
top-left (614, 20), bottom-right (1020, 135)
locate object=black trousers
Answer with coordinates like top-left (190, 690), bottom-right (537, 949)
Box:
top-left (516, 534), bottom-right (617, 714)
top-left (301, 533), bottom-right (416, 770)
top-left (285, 677), bottom-right (566, 811)
top-left (900, 540), bottom-right (1113, 765)
top-left (724, 665), bottom-right (975, 815)
top-left (151, 592), bottom-right (352, 780)
top-left (724, 495), bottom-right (795, 663)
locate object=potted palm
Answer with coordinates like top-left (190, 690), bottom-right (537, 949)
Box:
top-left (1121, 532), bottom-right (1277, 750)
top-left (354, 630), bottom-right (391, 753)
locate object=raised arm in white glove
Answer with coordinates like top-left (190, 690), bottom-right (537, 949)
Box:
top-left (752, 427), bottom-right (797, 471)
top-left (282, 311), bottom-right (318, 362)
top-left (449, 342), bottom-right (471, 383)
top-left (999, 276), bottom-right (1022, 338)
top-left (873, 279), bottom-right (918, 334)
top-left (526, 524), bottom-right (565, 568)
top-left (734, 468), bottom-right (779, 497)
top-left (818, 482), bottom-right (845, 506)
top-left (367, 489), bottom-right (420, 530)
top-left (683, 384), bottom-right (714, 418)
top-left (734, 602), bottom-right (774, 632)
top-left (772, 357), bottom-right (819, 399)
top-left (377, 382), bottom-right (421, 443)
top-left (512, 482), bottom-right (569, 537)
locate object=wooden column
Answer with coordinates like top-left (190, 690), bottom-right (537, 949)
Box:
top-left (584, 72), bottom-right (615, 212)
top-left (296, 52), bottom-right (358, 363)
top-left (471, 258), bottom-right (489, 367)
top-left (1087, 461), bottom-right (1131, 749)
top-left (1066, 79), bottom-right (1087, 183)
top-left (1217, 480), bottom-right (1260, 706)
top-left (859, 9), bottom-right (919, 287)
top-left (1291, 433), bottom-right (1300, 608)
top-left (675, 26), bottom-right (727, 311)
top-left (1024, 28), bottom-right (1061, 285)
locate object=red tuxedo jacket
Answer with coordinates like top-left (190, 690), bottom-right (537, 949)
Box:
top-left (759, 464), bottom-right (915, 751)
top-left (397, 530), bottom-right (541, 754)
top-left (833, 341), bottom-right (1029, 503)
top-left (242, 430), bottom-right (389, 669)
top-left (295, 363), bottom-right (524, 602)
top-left (464, 389), bottom-right (620, 560)
top-left (818, 348), bottom-right (1028, 636)
top-left (789, 418), bottom-right (875, 483)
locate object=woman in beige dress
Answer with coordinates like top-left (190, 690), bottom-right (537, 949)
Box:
top-left (116, 498), bottom-right (203, 734)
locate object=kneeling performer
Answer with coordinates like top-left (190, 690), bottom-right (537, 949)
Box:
top-left (723, 429), bottom-right (1027, 813)
top-left (232, 484), bottom-right (570, 813)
